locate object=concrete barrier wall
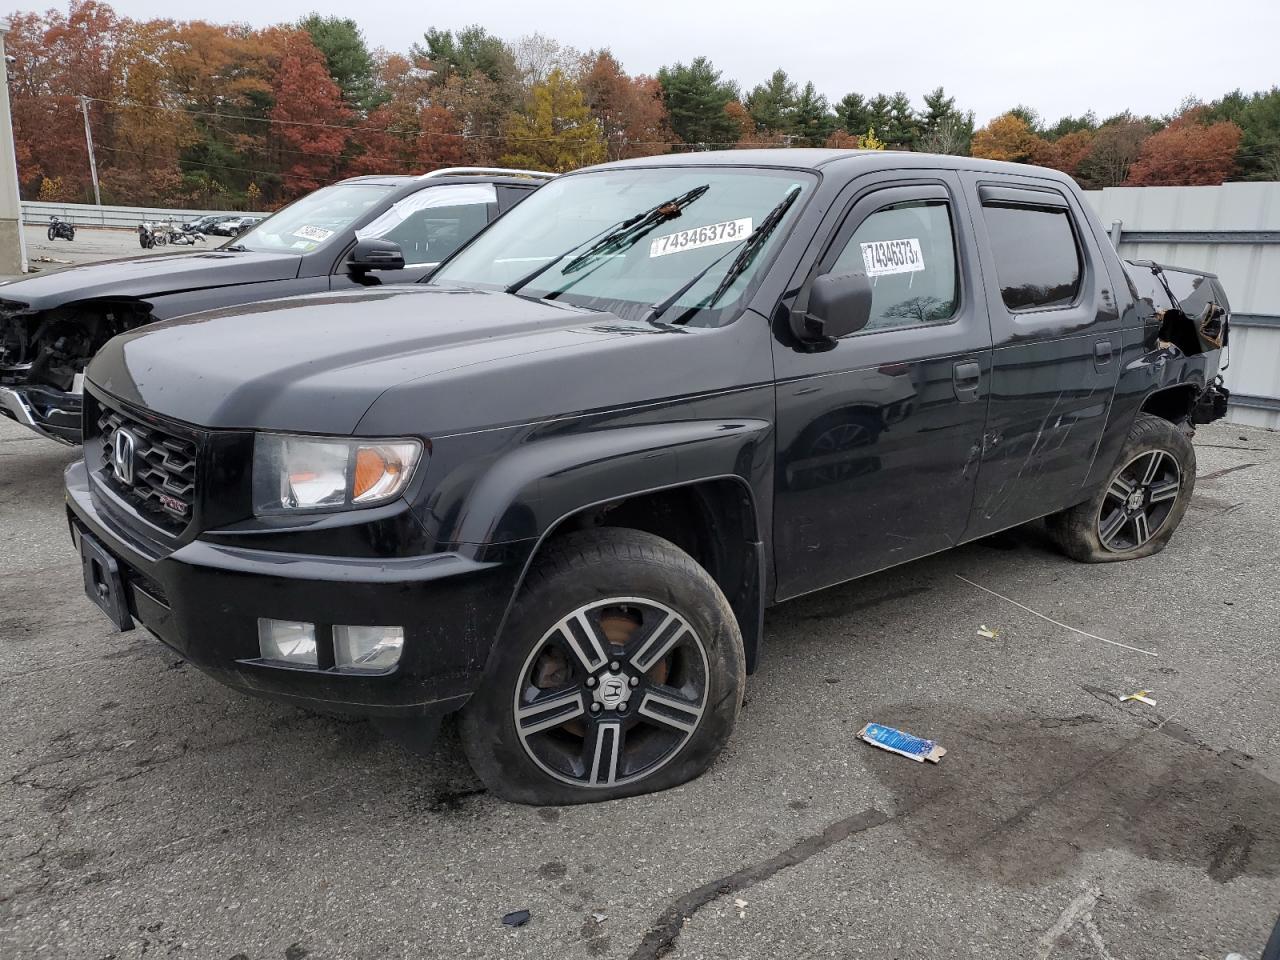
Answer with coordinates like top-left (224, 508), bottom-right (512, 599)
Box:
top-left (22, 200), bottom-right (269, 230)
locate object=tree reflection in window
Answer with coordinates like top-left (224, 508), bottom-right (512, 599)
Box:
top-left (831, 200), bottom-right (959, 332)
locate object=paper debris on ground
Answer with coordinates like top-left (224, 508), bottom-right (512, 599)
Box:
top-left (977, 625), bottom-right (999, 639)
top-left (1119, 690), bottom-right (1157, 706)
top-left (591, 912), bottom-right (607, 924)
top-left (502, 909), bottom-right (531, 927)
top-left (858, 722), bottom-right (946, 763)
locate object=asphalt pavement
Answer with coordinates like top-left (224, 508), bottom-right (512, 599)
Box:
top-left (2, 410), bottom-right (1278, 960)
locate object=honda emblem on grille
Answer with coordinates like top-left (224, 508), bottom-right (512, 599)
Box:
top-left (111, 428), bottom-right (137, 485)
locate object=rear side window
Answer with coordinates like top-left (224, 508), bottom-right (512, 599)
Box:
top-left (830, 200), bottom-right (959, 331)
top-left (982, 203), bottom-right (1081, 310)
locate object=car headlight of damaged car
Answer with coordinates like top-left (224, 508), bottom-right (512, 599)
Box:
top-left (252, 434), bottom-right (422, 514)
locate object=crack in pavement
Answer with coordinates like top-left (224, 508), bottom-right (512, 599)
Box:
top-left (1198, 462), bottom-right (1259, 481)
top-left (627, 807), bottom-right (890, 960)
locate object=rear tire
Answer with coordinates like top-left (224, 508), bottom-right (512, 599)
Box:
top-left (458, 528), bottom-right (745, 805)
top-left (1047, 414), bottom-right (1196, 563)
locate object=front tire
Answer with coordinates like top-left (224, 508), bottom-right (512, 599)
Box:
top-left (1047, 413), bottom-right (1196, 562)
top-left (459, 529), bottom-right (745, 805)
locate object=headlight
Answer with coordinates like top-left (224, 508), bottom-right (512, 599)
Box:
top-left (253, 434), bottom-right (423, 514)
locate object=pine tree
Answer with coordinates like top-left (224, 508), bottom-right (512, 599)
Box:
top-left (746, 69), bottom-right (797, 136)
top-left (656, 57), bottom-right (741, 148)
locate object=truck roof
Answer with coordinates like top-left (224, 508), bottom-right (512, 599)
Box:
top-left (591, 148), bottom-right (1074, 182)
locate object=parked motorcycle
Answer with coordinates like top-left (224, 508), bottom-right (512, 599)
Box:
top-left (47, 216), bottom-right (75, 241)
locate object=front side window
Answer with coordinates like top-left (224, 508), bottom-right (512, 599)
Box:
top-left (357, 183), bottom-right (496, 265)
top-left (982, 203), bottom-right (1082, 310)
top-left (234, 183), bottom-right (390, 253)
top-left (431, 167), bottom-right (816, 326)
top-left (829, 200), bottom-right (959, 331)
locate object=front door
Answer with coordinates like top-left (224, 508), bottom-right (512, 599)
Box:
top-left (771, 173), bottom-right (993, 599)
top-left (330, 183), bottom-right (500, 288)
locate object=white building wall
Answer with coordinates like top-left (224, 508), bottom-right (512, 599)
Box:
top-left (1085, 182), bottom-right (1280, 430)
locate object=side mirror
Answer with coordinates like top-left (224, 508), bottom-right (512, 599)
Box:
top-left (791, 272), bottom-right (873, 343)
top-left (348, 237), bottom-right (405, 273)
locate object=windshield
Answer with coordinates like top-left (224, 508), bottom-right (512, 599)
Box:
top-left (432, 167), bottom-right (816, 324)
top-left (234, 183), bottom-right (391, 253)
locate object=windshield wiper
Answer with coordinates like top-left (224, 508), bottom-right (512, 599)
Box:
top-left (644, 184), bottom-right (803, 324)
top-left (223, 243), bottom-right (248, 252)
top-left (504, 185), bottom-right (709, 298)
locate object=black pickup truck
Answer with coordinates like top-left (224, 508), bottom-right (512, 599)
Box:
top-left (64, 149), bottom-right (1228, 804)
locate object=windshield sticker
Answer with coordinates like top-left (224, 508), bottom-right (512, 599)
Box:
top-left (860, 238), bottom-right (925, 277)
top-left (650, 218), bottom-right (752, 258)
top-left (292, 225), bottom-right (334, 243)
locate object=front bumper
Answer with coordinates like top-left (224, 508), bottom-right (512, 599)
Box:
top-left (65, 459), bottom-right (522, 718)
top-left (0, 384), bottom-right (82, 444)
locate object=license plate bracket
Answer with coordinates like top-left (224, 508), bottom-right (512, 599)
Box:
top-left (79, 530), bottom-right (134, 632)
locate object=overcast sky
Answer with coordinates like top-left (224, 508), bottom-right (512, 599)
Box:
top-left (48, 0), bottom-right (1280, 124)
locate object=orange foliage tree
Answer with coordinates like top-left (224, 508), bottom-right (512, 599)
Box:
top-left (1126, 116), bottom-right (1243, 186)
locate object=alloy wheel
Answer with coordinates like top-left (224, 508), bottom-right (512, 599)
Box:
top-left (512, 597), bottom-right (709, 789)
top-left (1097, 449), bottom-right (1181, 552)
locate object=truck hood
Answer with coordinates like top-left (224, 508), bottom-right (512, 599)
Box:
top-left (87, 285), bottom-right (642, 434)
top-left (0, 250), bottom-right (301, 311)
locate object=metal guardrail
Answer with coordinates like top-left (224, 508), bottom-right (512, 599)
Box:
top-left (1117, 230), bottom-right (1280, 245)
top-left (21, 200), bottom-right (268, 230)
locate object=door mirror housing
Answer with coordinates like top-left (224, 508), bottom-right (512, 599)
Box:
top-left (348, 238), bottom-right (405, 273)
top-left (791, 272), bottom-right (873, 343)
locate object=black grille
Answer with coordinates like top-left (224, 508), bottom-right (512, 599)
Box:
top-left (95, 402), bottom-right (198, 534)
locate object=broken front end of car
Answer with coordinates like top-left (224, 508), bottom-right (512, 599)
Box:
top-left (0, 298), bottom-right (152, 444)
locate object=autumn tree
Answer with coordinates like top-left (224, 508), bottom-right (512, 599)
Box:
top-left (263, 28), bottom-right (351, 200)
top-left (971, 113), bottom-right (1043, 163)
top-left (1126, 115), bottom-right (1243, 186)
top-left (5, 1), bottom-right (120, 199)
top-left (657, 57), bottom-right (741, 148)
top-left (579, 50), bottom-right (673, 160)
top-left (501, 68), bottom-right (605, 172)
top-left (1075, 117), bottom-right (1154, 188)
top-left (1034, 129), bottom-right (1095, 178)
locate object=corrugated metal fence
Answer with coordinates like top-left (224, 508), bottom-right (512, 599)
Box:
top-left (21, 200), bottom-right (267, 230)
top-left (1085, 183), bottom-right (1280, 430)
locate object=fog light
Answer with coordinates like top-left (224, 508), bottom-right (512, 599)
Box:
top-left (334, 625), bottom-right (404, 672)
top-left (258, 618), bottom-right (318, 666)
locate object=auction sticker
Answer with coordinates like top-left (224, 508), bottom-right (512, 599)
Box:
top-left (293, 225), bottom-right (335, 243)
top-left (860, 238), bottom-right (925, 277)
top-left (650, 218), bottom-right (752, 258)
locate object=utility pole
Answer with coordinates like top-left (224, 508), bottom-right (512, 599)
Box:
top-left (78, 94), bottom-right (101, 209)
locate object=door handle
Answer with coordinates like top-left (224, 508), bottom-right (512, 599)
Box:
top-left (953, 360), bottom-right (981, 403)
top-left (1094, 339), bottom-right (1113, 367)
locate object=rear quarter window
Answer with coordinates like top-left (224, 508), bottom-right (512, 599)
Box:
top-left (982, 204), bottom-right (1081, 311)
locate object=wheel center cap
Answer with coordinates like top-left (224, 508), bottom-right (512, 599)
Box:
top-left (594, 673), bottom-right (629, 709)
top-left (1126, 490), bottom-right (1145, 512)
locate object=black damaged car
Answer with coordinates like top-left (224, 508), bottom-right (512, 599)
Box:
top-left (65, 149), bottom-right (1229, 804)
top-left (0, 167), bottom-right (551, 443)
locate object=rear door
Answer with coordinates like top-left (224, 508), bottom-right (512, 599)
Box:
top-left (771, 172), bottom-right (993, 598)
top-left (957, 176), bottom-right (1123, 538)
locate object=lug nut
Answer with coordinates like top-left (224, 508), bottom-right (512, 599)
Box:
top-left (585, 676), bottom-right (597, 688)
top-left (628, 676), bottom-right (640, 687)
top-left (609, 660), bottom-right (620, 671)
top-left (618, 701), bottom-right (629, 712)
top-left (590, 702), bottom-right (602, 714)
